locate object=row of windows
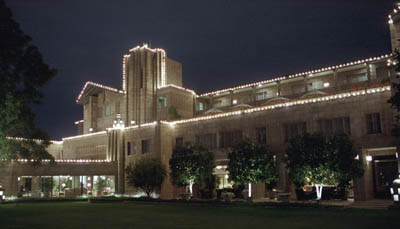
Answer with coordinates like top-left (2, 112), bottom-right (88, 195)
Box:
top-left (127, 139), bottom-right (151, 155)
top-left (178, 113), bottom-right (382, 148)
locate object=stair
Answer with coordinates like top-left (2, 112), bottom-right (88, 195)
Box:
top-left (350, 199), bottom-right (393, 210)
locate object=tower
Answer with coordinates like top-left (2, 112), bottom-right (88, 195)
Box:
top-left (389, 3), bottom-right (400, 52)
top-left (122, 44), bottom-right (183, 125)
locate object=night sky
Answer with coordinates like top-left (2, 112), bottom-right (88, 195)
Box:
top-left (6, 0), bottom-right (397, 140)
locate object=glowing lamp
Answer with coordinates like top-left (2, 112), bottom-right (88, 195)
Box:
top-left (366, 156), bottom-right (372, 162)
top-left (323, 82), bottom-right (330, 88)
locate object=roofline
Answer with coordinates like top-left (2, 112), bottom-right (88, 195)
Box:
top-left (197, 54), bottom-right (392, 97)
top-left (76, 81), bottom-right (125, 103)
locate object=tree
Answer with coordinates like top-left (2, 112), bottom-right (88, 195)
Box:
top-left (286, 133), bottom-right (363, 201)
top-left (169, 143), bottom-right (215, 197)
top-left (126, 157), bottom-right (167, 198)
top-left (388, 49), bottom-right (400, 140)
top-left (0, 0), bottom-right (56, 161)
top-left (227, 140), bottom-right (277, 199)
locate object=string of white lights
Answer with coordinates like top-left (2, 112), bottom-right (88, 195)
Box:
top-left (198, 54), bottom-right (391, 97)
top-left (167, 83), bottom-right (391, 126)
top-left (76, 81), bottom-right (125, 103)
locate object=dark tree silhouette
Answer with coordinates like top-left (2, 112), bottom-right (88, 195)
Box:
top-left (0, 0), bottom-right (56, 161)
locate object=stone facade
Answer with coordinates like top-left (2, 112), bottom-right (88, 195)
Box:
top-left (2, 9), bottom-right (400, 201)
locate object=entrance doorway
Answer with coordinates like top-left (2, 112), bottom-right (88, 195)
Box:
top-left (372, 155), bottom-right (398, 199)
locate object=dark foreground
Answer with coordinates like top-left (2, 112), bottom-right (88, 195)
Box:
top-left (0, 202), bottom-right (397, 229)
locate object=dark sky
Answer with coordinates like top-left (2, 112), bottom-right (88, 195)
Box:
top-left (6, 0), bottom-right (396, 140)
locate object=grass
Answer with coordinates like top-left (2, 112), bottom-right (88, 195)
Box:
top-left (0, 201), bottom-right (398, 229)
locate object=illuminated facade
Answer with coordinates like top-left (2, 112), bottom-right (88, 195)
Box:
top-left (2, 8), bottom-right (400, 201)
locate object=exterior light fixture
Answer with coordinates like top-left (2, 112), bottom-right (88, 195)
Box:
top-left (323, 82), bottom-right (330, 88)
top-left (0, 185), bottom-right (4, 202)
top-left (366, 156), bottom-right (373, 162)
top-left (355, 155), bottom-right (360, 160)
top-left (89, 128), bottom-right (93, 132)
top-left (131, 120), bottom-right (135, 125)
top-left (232, 99), bottom-right (238, 105)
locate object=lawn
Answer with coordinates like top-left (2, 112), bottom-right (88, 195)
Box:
top-left (0, 201), bottom-right (397, 229)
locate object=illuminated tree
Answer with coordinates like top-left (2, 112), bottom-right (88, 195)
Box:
top-left (286, 133), bottom-right (363, 201)
top-left (169, 143), bottom-right (215, 197)
top-left (126, 157), bottom-right (167, 198)
top-left (227, 140), bottom-right (277, 199)
top-left (0, 0), bottom-right (56, 161)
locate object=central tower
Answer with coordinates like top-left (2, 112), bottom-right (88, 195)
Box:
top-left (123, 44), bottom-right (182, 125)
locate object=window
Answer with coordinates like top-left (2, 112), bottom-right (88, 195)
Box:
top-left (214, 100), bottom-right (222, 107)
top-left (318, 117), bottom-right (351, 135)
top-left (376, 67), bottom-right (388, 78)
top-left (283, 122), bottom-right (306, 142)
top-left (176, 137), bottom-right (183, 147)
top-left (256, 127), bottom-right (267, 144)
top-left (141, 139), bottom-right (151, 154)
top-left (140, 69), bottom-right (144, 88)
top-left (292, 84), bottom-right (305, 94)
top-left (255, 91), bottom-right (268, 101)
top-left (199, 102), bottom-right (204, 111)
top-left (219, 130), bottom-right (243, 148)
top-left (105, 104), bottom-right (111, 116)
top-left (158, 96), bottom-right (167, 108)
top-left (127, 141), bottom-right (136, 155)
top-left (347, 73), bottom-right (367, 84)
top-left (366, 113), bottom-right (382, 134)
top-left (307, 82), bottom-right (323, 91)
top-left (195, 133), bottom-right (217, 149)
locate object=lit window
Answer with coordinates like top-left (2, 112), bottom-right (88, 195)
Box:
top-left (199, 102), bottom-right (204, 111)
top-left (157, 96), bottom-right (167, 108)
top-left (256, 92), bottom-right (268, 101)
top-left (105, 104), bottom-right (111, 116)
top-left (347, 73), bottom-right (368, 84)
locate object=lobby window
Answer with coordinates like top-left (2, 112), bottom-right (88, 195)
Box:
top-left (219, 130), bottom-right (243, 148)
top-left (105, 104), bottom-right (111, 116)
top-left (141, 139), bottom-right (151, 154)
top-left (195, 133), bottom-right (217, 149)
top-left (318, 117), bottom-right (351, 135)
top-left (366, 113), bottom-right (382, 134)
top-left (199, 102), bottom-right (204, 111)
top-left (255, 91), bottom-right (268, 101)
top-left (284, 122), bottom-right (306, 142)
top-left (158, 96), bottom-right (167, 108)
top-left (127, 141), bottom-right (136, 155)
top-left (256, 127), bottom-right (267, 145)
top-left (176, 137), bottom-right (183, 147)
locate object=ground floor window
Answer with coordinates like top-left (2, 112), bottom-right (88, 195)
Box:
top-left (17, 175), bottom-right (115, 198)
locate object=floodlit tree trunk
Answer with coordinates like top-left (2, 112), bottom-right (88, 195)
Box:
top-left (189, 181), bottom-right (193, 197)
top-left (248, 183), bottom-right (252, 198)
top-left (315, 184), bottom-right (323, 201)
